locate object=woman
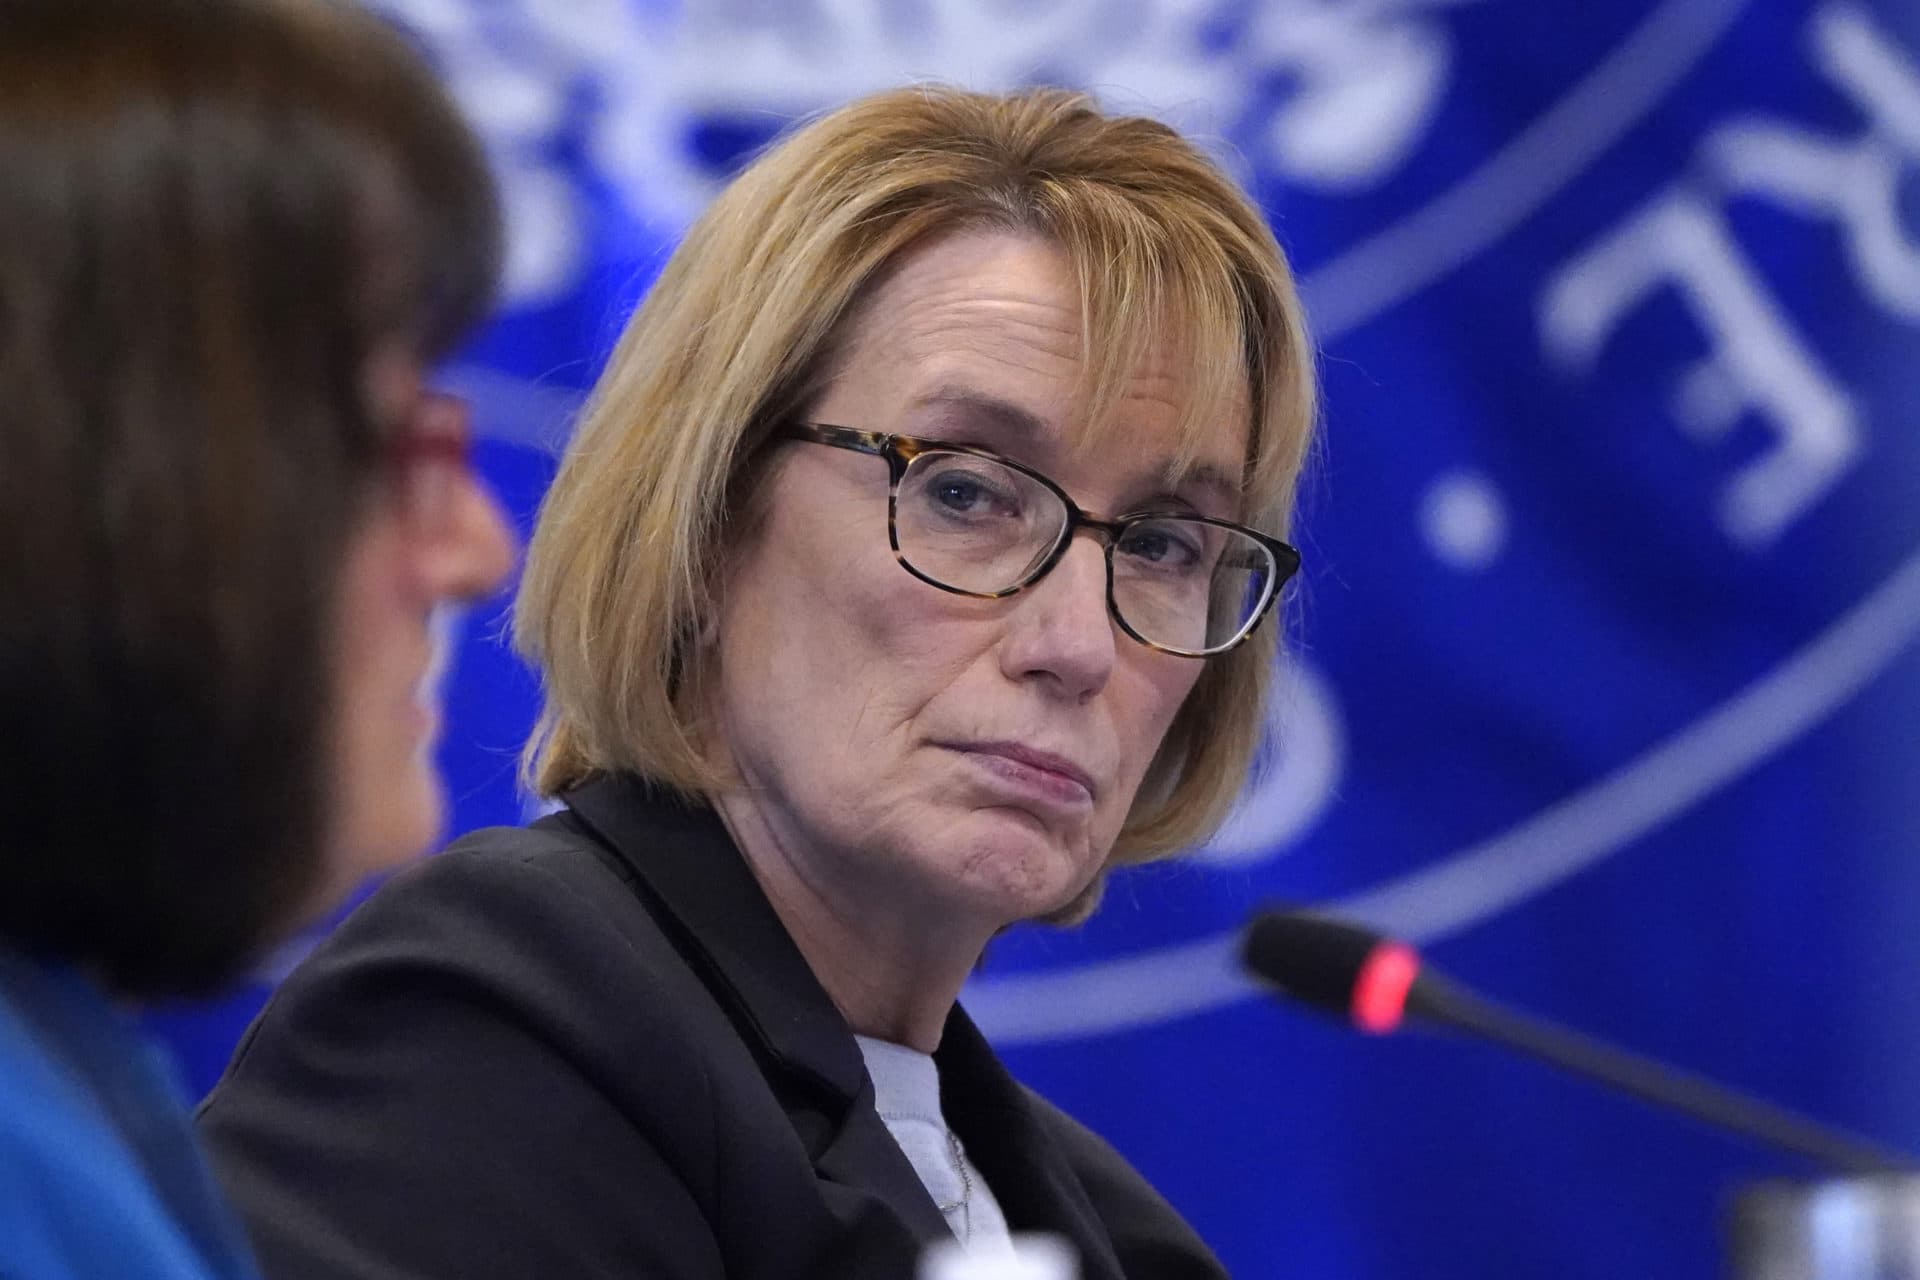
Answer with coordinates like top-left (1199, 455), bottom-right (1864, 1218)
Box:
top-left (202, 86), bottom-right (1315, 1279)
top-left (0, 1), bottom-right (514, 1275)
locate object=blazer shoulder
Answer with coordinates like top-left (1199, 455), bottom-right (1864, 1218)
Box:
top-left (218, 817), bottom-right (726, 1111)
top-left (199, 823), bottom-right (740, 1279)
top-left (426, 816), bottom-right (638, 902)
top-left (348, 817), bottom-right (665, 972)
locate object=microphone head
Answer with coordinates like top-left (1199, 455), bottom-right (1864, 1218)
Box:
top-left (1240, 908), bottom-right (1424, 1033)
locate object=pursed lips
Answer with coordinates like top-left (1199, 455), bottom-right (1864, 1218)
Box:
top-left (943, 739), bottom-right (1099, 802)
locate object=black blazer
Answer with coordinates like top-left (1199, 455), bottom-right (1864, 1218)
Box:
top-left (199, 775), bottom-right (1227, 1279)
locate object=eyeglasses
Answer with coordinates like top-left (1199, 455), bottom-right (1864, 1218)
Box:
top-left (385, 390), bottom-right (474, 536)
top-left (777, 423), bottom-right (1300, 657)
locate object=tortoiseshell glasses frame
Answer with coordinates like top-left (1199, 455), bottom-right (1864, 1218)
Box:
top-left (776, 423), bottom-right (1301, 658)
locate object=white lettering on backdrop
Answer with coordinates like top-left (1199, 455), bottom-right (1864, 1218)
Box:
top-left (1540, 2), bottom-right (1919, 547)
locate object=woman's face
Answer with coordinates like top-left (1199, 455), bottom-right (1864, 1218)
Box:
top-left (318, 350), bottom-right (516, 908)
top-left (709, 229), bottom-right (1249, 932)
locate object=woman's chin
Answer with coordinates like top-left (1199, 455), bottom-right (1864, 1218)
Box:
top-left (937, 814), bottom-right (1100, 924)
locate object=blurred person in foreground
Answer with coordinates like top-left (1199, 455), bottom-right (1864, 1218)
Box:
top-left (201, 85), bottom-right (1316, 1279)
top-left (0, 0), bottom-right (514, 1275)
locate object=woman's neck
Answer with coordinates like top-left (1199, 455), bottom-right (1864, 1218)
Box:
top-left (711, 789), bottom-right (993, 1053)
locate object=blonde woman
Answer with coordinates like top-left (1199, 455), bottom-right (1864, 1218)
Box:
top-left (203, 86), bottom-right (1316, 1279)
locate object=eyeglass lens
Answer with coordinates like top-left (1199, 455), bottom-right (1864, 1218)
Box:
top-left (894, 450), bottom-right (1275, 654)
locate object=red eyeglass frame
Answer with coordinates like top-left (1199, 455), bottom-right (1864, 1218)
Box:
top-left (383, 389), bottom-right (474, 532)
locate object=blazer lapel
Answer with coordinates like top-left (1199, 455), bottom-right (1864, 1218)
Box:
top-left (937, 1007), bottom-right (1128, 1280)
top-left (809, 1075), bottom-right (955, 1243)
top-left (557, 775), bottom-right (955, 1250)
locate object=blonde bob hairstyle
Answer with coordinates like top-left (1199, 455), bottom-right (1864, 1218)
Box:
top-left (518, 84), bottom-right (1316, 872)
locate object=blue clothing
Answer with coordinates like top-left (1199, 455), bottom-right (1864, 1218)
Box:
top-left (0, 946), bottom-right (260, 1280)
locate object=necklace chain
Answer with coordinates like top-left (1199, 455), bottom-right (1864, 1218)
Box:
top-left (875, 1111), bottom-right (973, 1239)
top-left (935, 1128), bottom-right (972, 1221)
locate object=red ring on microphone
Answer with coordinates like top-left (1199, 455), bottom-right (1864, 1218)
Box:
top-left (1353, 942), bottom-right (1421, 1034)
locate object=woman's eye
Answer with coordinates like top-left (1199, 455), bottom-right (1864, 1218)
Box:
top-left (925, 467), bottom-right (1019, 517)
top-left (1119, 525), bottom-right (1203, 569)
top-left (934, 477), bottom-right (988, 510)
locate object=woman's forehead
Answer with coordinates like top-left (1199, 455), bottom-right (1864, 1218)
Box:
top-left (828, 230), bottom-right (1253, 479)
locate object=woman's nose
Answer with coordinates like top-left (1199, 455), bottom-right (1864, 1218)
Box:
top-left (424, 472), bottom-right (517, 605)
top-left (996, 535), bottom-right (1116, 702)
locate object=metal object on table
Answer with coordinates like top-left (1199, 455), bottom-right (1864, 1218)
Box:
top-left (1732, 1178), bottom-right (1920, 1279)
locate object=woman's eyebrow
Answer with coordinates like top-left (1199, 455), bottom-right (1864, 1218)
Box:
top-left (1183, 465), bottom-right (1244, 506)
top-left (907, 386), bottom-right (1050, 439)
top-left (1130, 464), bottom-right (1243, 516)
top-left (908, 383), bottom-right (1246, 509)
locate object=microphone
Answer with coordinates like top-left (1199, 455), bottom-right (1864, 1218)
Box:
top-left (1240, 907), bottom-right (1916, 1176)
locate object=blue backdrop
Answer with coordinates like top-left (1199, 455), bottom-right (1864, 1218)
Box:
top-left (148, 2), bottom-right (1920, 1275)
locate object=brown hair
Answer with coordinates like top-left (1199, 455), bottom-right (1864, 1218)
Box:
top-left (518, 85), bottom-right (1315, 887)
top-left (0, 0), bottom-right (500, 995)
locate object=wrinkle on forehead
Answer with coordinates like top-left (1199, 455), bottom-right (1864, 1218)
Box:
top-left (830, 229), bottom-right (1255, 499)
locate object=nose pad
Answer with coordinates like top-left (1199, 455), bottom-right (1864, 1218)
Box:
top-left (1012, 534), bottom-right (1061, 585)
top-left (1037, 529), bottom-right (1118, 630)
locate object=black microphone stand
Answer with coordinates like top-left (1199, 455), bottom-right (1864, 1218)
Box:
top-left (1406, 968), bottom-right (1914, 1176)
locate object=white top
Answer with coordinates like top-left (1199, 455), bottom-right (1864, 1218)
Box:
top-left (919, 1234), bottom-right (1079, 1280)
top-left (854, 1034), bottom-right (1015, 1257)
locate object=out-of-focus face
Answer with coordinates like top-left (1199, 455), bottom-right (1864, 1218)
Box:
top-left (708, 229), bottom-right (1250, 933)
top-left (318, 349), bottom-right (516, 908)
